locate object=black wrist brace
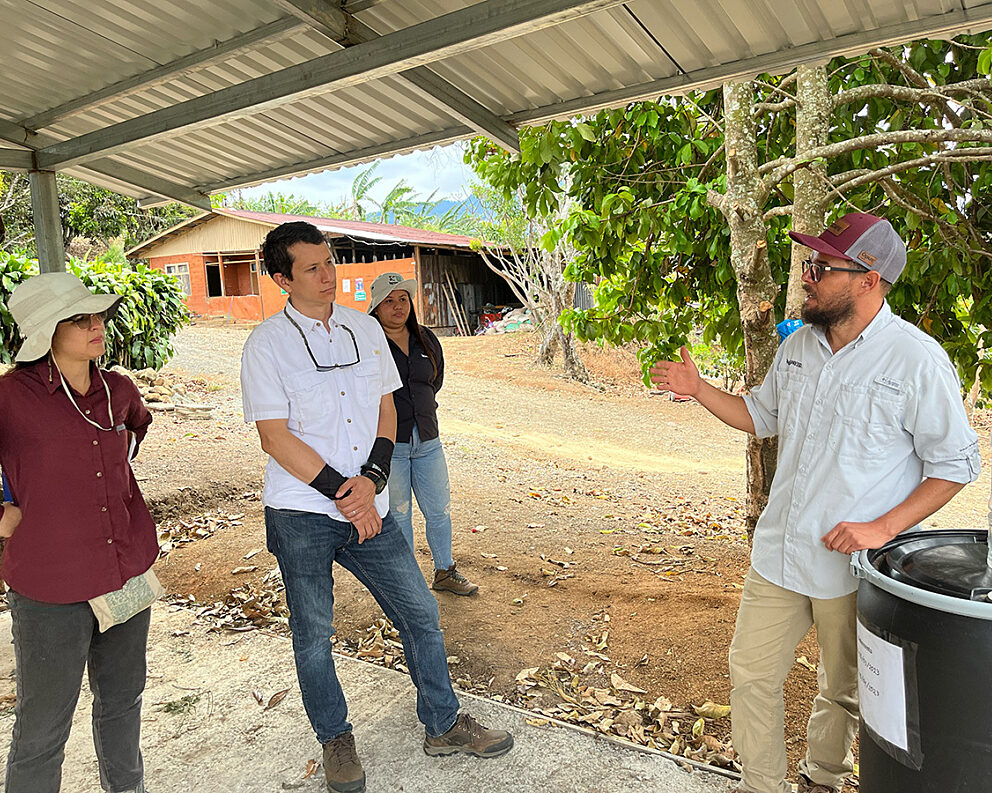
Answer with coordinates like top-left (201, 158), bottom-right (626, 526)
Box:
top-left (362, 437), bottom-right (394, 481)
top-left (309, 464), bottom-right (349, 500)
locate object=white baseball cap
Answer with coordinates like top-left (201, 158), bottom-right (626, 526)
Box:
top-left (367, 272), bottom-right (418, 315)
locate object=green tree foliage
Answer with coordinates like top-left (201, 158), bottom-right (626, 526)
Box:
top-left (0, 173), bottom-right (198, 256)
top-left (466, 35), bottom-right (992, 392)
top-left (0, 250), bottom-right (189, 369)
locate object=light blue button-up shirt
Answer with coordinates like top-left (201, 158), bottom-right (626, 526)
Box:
top-left (744, 301), bottom-right (981, 598)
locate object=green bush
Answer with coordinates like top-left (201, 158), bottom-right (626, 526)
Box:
top-left (0, 251), bottom-right (190, 369)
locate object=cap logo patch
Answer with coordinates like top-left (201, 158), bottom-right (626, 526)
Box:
top-left (827, 218), bottom-right (850, 235)
top-left (857, 250), bottom-right (877, 266)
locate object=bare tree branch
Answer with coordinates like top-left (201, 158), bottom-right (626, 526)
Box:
top-left (760, 128), bottom-right (992, 190)
top-left (870, 47), bottom-right (965, 128)
top-left (830, 148), bottom-right (992, 195)
top-left (762, 205), bottom-right (793, 220)
top-left (831, 78), bottom-right (992, 112)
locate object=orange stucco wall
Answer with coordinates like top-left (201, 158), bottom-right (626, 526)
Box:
top-left (150, 254), bottom-right (415, 322)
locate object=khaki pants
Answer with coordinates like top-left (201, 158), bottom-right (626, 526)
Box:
top-left (729, 569), bottom-right (859, 793)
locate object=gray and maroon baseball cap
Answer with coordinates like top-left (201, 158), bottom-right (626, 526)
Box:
top-left (789, 212), bottom-right (907, 284)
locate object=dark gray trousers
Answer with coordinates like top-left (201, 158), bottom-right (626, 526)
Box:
top-left (4, 590), bottom-right (149, 793)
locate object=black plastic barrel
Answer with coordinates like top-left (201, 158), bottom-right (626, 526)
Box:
top-left (852, 530), bottom-right (992, 793)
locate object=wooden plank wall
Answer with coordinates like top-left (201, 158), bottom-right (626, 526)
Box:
top-left (417, 250), bottom-right (512, 332)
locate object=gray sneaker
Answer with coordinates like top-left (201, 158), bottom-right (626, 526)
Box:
top-left (424, 712), bottom-right (513, 758)
top-left (322, 732), bottom-right (365, 793)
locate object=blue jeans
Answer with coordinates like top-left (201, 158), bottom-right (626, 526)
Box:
top-left (389, 427), bottom-right (454, 571)
top-left (5, 591), bottom-right (149, 793)
top-left (264, 508), bottom-right (460, 744)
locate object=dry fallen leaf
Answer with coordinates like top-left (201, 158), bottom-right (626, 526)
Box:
top-left (252, 689), bottom-right (264, 705)
top-left (611, 673), bottom-right (647, 695)
top-left (693, 700), bottom-right (731, 719)
top-left (266, 687), bottom-right (291, 710)
top-left (303, 758), bottom-right (319, 779)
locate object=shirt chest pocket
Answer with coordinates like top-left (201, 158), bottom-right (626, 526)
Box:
top-left (777, 368), bottom-right (809, 434)
top-left (285, 371), bottom-right (334, 434)
top-left (353, 360), bottom-right (381, 407)
top-left (827, 381), bottom-right (906, 465)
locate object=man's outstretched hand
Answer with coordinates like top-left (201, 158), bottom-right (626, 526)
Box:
top-left (650, 346), bottom-right (701, 398)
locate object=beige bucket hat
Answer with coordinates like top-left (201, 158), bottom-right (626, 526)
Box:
top-left (8, 272), bottom-right (122, 362)
top-left (367, 271), bottom-right (418, 315)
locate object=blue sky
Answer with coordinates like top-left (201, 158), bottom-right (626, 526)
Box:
top-left (238, 141), bottom-right (477, 206)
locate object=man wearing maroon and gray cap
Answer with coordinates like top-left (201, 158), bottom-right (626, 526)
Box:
top-left (651, 212), bottom-right (980, 793)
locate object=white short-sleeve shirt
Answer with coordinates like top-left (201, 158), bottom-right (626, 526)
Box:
top-left (743, 301), bottom-right (981, 599)
top-left (241, 301), bottom-right (402, 521)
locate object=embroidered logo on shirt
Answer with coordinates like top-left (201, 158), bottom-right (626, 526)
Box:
top-left (874, 375), bottom-right (902, 392)
top-left (786, 359), bottom-right (803, 368)
top-left (857, 250), bottom-right (878, 267)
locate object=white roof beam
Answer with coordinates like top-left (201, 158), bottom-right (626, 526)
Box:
top-left (0, 150), bottom-right (32, 170)
top-left (0, 120), bottom-right (210, 209)
top-left (348, 18), bottom-right (520, 153)
top-left (272, 1), bottom-right (520, 152)
top-left (22, 18), bottom-right (306, 131)
top-left (35, 0), bottom-right (625, 170)
top-left (342, 0), bottom-right (387, 12)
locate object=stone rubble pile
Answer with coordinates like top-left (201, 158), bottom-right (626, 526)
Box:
top-left (111, 366), bottom-right (214, 420)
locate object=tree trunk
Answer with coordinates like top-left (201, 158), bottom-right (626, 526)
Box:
top-left (786, 64), bottom-right (832, 318)
top-left (723, 81), bottom-right (781, 538)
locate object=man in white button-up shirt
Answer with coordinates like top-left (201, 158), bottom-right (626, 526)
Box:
top-left (241, 222), bottom-right (512, 793)
top-left (651, 213), bottom-right (979, 793)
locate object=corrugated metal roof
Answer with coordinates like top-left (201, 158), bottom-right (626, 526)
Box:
top-left (3, 0), bottom-right (992, 209)
top-left (127, 208), bottom-right (481, 257)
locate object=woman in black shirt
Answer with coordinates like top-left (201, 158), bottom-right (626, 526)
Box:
top-left (368, 273), bottom-right (478, 596)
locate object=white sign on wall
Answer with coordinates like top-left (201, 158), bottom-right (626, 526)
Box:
top-left (857, 620), bottom-right (909, 751)
top-left (342, 279), bottom-right (351, 293)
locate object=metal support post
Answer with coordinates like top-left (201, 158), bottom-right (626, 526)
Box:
top-left (29, 170), bottom-right (66, 273)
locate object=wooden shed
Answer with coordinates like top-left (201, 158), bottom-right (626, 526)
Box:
top-left (127, 208), bottom-right (515, 331)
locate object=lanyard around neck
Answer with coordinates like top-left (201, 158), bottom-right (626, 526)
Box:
top-left (51, 357), bottom-right (115, 432)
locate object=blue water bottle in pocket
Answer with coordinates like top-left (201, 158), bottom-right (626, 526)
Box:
top-left (2, 471), bottom-right (12, 504)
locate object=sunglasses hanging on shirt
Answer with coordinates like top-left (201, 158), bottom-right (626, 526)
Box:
top-left (282, 307), bottom-right (361, 371)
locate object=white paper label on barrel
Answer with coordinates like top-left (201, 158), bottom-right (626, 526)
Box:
top-left (857, 620), bottom-right (909, 751)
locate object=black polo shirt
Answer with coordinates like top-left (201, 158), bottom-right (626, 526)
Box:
top-left (386, 326), bottom-right (444, 444)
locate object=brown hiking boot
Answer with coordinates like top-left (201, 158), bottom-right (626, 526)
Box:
top-left (322, 732), bottom-right (365, 793)
top-left (424, 712), bottom-right (513, 758)
top-left (432, 565), bottom-right (479, 596)
top-left (797, 775), bottom-right (838, 793)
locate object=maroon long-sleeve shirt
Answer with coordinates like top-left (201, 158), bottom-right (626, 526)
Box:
top-left (0, 359), bottom-right (158, 603)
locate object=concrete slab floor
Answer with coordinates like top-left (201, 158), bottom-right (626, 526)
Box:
top-left (0, 605), bottom-right (736, 793)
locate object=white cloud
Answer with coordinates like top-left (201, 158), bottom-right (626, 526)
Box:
top-left (238, 142), bottom-right (475, 206)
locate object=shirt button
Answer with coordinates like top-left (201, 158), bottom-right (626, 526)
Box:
top-left (92, 440), bottom-right (99, 446)
top-left (96, 471), bottom-right (103, 478)
top-left (340, 391), bottom-right (345, 396)
top-left (101, 506), bottom-right (107, 512)
top-left (347, 418), bottom-right (352, 423)
top-left (107, 538), bottom-right (113, 544)
top-left (85, 409), bottom-right (91, 415)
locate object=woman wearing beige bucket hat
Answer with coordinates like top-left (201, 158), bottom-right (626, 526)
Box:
top-left (368, 272), bottom-right (478, 596)
top-left (0, 272), bottom-right (159, 793)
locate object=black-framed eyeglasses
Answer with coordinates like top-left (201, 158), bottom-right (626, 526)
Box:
top-left (283, 307), bottom-right (360, 371)
top-left (59, 310), bottom-right (110, 330)
top-left (801, 256), bottom-right (868, 283)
